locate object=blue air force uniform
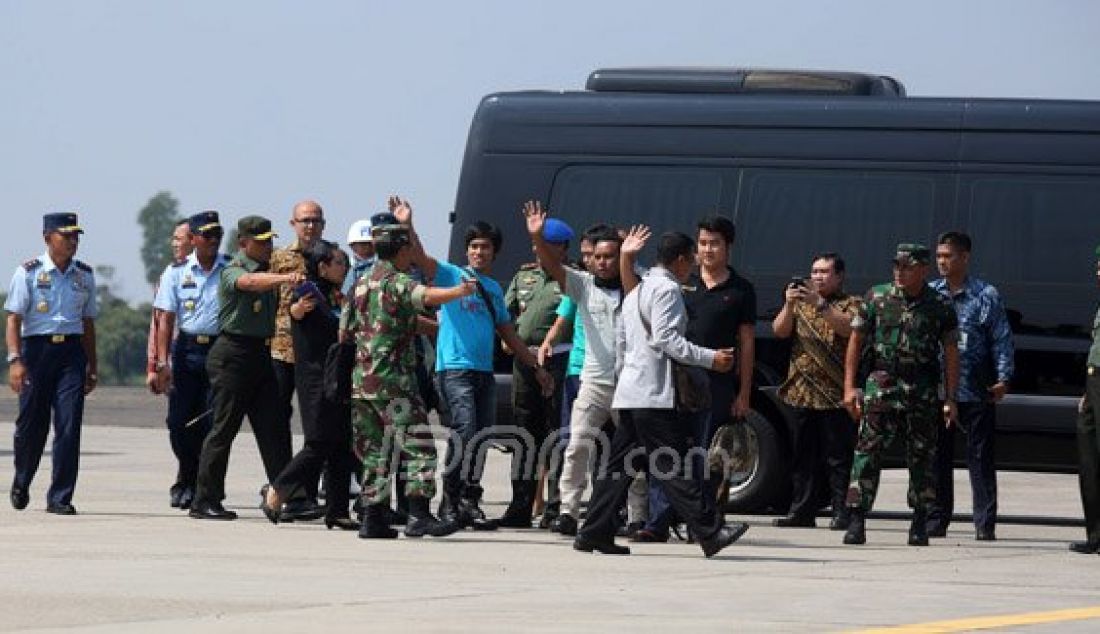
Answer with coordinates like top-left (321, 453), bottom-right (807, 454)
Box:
top-left (151, 211), bottom-right (227, 506)
top-left (5, 213), bottom-right (97, 512)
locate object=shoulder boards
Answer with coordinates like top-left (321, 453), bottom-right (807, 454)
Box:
top-left (74, 260), bottom-right (93, 273)
top-left (22, 258), bottom-right (42, 271)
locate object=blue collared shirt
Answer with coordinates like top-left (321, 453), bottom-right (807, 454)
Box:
top-left (931, 276), bottom-right (1015, 402)
top-left (5, 253), bottom-right (98, 336)
top-left (342, 256), bottom-right (375, 296)
top-left (153, 253), bottom-right (228, 336)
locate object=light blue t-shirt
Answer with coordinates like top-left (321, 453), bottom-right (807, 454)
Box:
top-left (556, 296), bottom-right (586, 378)
top-left (434, 261), bottom-right (510, 372)
top-left (5, 253), bottom-right (98, 336)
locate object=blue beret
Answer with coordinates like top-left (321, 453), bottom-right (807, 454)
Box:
top-left (543, 218), bottom-right (575, 244)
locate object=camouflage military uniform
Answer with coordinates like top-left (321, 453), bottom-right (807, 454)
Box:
top-left (846, 282), bottom-right (958, 512)
top-left (269, 242), bottom-right (305, 364)
top-left (346, 258), bottom-right (436, 504)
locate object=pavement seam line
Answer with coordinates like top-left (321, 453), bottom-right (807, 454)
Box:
top-left (849, 605), bottom-right (1100, 633)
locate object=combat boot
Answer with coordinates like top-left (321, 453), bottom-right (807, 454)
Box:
top-left (406, 497), bottom-right (462, 538)
top-left (843, 508), bottom-right (866, 545)
top-left (908, 509), bottom-right (929, 546)
top-left (358, 504), bottom-right (398, 539)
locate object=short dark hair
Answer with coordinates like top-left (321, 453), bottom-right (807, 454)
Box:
top-left (464, 221), bottom-right (503, 254)
top-left (697, 215), bottom-right (736, 245)
top-left (812, 252), bottom-right (846, 275)
top-left (303, 239), bottom-right (345, 280)
top-left (937, 231), bottom-right (972, 253)
top-left (656, 231), bottom-right (695, 266)
top-left (582, 223), bottom-right (613, 243)
top-left (375, 239), bottom-right (404, 260)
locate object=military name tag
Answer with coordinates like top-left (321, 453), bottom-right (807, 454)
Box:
top-left (36, 300), bottom-right (49, 313)
top-left (253, 299), bottom-right (262, 313)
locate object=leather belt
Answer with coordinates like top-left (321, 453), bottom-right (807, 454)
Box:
top-left (25, 334), bottom-right (81, 344)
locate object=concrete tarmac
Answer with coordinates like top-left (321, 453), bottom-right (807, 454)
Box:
top-left (1, 388), bottom-right (1099, 632)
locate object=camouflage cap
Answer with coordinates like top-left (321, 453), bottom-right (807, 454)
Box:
top-left (238, 215), bottom-right (278, 241)
top-left (893, 242), bottom-right (930, 266)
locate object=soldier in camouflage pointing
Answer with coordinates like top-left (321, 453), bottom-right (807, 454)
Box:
top-left (841, 243), bottom-right (960, 547)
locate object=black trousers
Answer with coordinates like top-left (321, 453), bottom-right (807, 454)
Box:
top-left (579, 408), bottom-right (723, 543)
top-left (787, 407), bottom-right (857, 518)
top-left (1077, 372), bottom-right (1100, 544)
top-left (928, 401), bottom-right (998, 532)
top-left (502, 352), bottom-right (567, 517)
top-left (194, 335), bottom-right (293, 505)
top-left (272, 362), bottom-right (354, 518)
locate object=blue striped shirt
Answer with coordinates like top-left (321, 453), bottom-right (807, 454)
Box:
top-left (930, 276), bottom-right (1014, 402)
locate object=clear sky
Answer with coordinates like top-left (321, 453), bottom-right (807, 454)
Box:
top-left (2, 0), bottom-right (1098, 302)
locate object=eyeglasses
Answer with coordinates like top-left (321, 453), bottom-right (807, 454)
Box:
top-left (295, 217), bottom-right (325, 226)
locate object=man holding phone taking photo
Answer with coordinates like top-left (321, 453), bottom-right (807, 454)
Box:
top-left (772, 253), bottom-right (861, 529)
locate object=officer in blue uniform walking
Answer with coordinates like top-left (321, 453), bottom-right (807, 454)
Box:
top-left (5, 212), bottom-right (99, 515)
top-left (151, 211), bottom-right (229, 510)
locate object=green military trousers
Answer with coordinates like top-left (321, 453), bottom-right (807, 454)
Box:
top-left (846, 371), bottom-right (939, 512)
top-left (351, 395), bottom-right (437, 505)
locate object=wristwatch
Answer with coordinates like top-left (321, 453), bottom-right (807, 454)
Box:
top-left (6, 352), bottom-right (21, 364)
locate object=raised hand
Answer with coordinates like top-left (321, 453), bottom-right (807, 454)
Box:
top-left (622, 224), bottom-right (651, 257)
top-left (389, 196), bottom-right (413, 225)
top-left (523, 200), bottom-right (547, 238)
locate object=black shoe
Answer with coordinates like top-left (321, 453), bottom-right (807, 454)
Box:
top-left (908, 510), bottom-right (929, 546)
top-left (926, 524), bottom-right (948, 538)
top-left (573, 534), bottom-right (630, 555)
top-left (406, 497), bottom-right (462, 538)
top-left (700, 522), bottom-right (751, 558)
top-left (325, 515), bottom-right (361, 531)
top-left (189, 501), bottom-right (238, 520)
top-left (278, 499), bottom-right (326, 523)
top-left (358, 504), bottom-right (398, 538)
top-left (46, 503), bottom-right (77, 515)
top-left (459, 499), bottom-right (498, 531)
top-left (617, 521), bottom-right (645, 538)
top-left (169, 484), bottom-right (184, 508)
top-left (843, 509), bottom-right (866, 545)
top-left (630, 528), bottom-right (670, 543)
top-left (1069, 540), bottom-right (1100, 554)
top-left (773, 515), bottom-right (816, 528)
top-left (260, 499), bottom-right (280, 525)
top-left (538, 509), bottom-right (559, 530)
top-left (975, 528), bottom-right (996, 541)
top-left (497, 510), bottom-right (534, 529)
top-left (177, 487), bottom-right (195, 511)
top-left (385, 506), bottom-right (409, 526)
top-left (829, 509), bottom-right (850, 531)
top-left (9, 485), bottom-right (29, 511)
top-left (552, 513), bottom-right (578, 536)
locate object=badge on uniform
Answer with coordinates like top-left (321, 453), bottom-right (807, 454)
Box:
top-left (36, 300), bottom-right (49, 313)
top-left (253, 299), bottom-right (262, 313)
top-left (181, 275), bottom-right (196, 289)
top-left (184, 300), bottom-right (196, 312)
top-left (36, 271), bottom-right (51, 289)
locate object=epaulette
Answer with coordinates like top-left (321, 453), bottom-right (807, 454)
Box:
top-left (74, 260), bottom-right (93, 273)
top-left (518, 262), bottom-right (539, 271)
top-left (22, 258), bottom-right (42, 271)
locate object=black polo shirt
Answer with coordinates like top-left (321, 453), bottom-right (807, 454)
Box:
top-left (684, 267), bottom-right (757, 350)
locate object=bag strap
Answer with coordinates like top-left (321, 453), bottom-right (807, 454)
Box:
top-left (464, 266), bottom-right (499, 326)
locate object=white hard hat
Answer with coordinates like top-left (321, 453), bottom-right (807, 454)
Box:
top-left (346, 219), bottom-right (373, 244)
